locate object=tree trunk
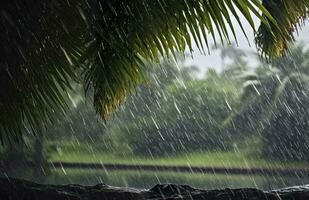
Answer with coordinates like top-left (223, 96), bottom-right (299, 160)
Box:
top-left (33, 125), bottom-right (45, 181)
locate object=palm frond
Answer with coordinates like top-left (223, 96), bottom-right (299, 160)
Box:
top-left (256, 0), bottom-right (309, 59)
top-left (0, 0), bottom-right (85, 141)
top-left (0, 0), bottom-right (308, 141)
top-left (84, 0), bottom-right (285, 120)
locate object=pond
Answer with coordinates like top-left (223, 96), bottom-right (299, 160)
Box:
top-left (46, 169), bottom-right (309, 191)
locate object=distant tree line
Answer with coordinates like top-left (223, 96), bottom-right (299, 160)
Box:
top-left (106, 45), bottom-right (309, 161)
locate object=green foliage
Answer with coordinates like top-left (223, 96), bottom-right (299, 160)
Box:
top-left (1, 0), bottom-right (308, 140)
top-left (109, 69), bottom-right (240, 156)
top-left (262, 79), bottom-right (309, 161)
top-left (45, 98), bottom-right (106, 142)
top-left (85, 0), bottom-right (291, 121)
top-left (0, 0), bottom-right (85, 141)
top-left (235, 45), bottom-right (309, 161)
top-left (256, 0), bottom-right (309, 58)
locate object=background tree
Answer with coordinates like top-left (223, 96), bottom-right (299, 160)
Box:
top-left (108, 61), bottom-right (240, 156)
top-left (235, 45), bottom-right (309, 161)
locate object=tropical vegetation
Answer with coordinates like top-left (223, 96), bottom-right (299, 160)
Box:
top-left (1, 44), bottom-right (309, 185)
top-left (1, 0), bottom-right (309, 141)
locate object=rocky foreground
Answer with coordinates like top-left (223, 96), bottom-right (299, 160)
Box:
top-left (0, 178), bottom-right (309, 200)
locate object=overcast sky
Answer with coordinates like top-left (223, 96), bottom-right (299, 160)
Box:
top-left (185, 18), bottom-right (309, 74)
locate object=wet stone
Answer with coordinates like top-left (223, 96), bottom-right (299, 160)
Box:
top-left (0, 178), bottom-right (308, 200)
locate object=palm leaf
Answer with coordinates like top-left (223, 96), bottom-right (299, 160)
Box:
top-left (0, 0), bottom-right (85, 141)
top-left (256, 0), bottom-right (309, 59)
top-left (84, 0), bottom-right (301, 120)
top-left (0, 0), bottom-right (308, 141)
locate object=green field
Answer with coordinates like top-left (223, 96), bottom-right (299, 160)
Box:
top-left (49, 141), bottom-right (307, 169)
top-left (47, 168), bottom-right (309, 190)
top-left (2, 141), bottom-right (308, 190)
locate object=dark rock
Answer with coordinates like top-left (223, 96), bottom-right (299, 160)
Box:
top-left (0, 178), bottom-right (308, 200)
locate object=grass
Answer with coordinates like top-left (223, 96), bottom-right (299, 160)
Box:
top-left (3, 140), bottom-right (308, 190)
top-left (47, 168), bottom-right (309, 190)
top-left (48, 141), bottom-right (308, 169)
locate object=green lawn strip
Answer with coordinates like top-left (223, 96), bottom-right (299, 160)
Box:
top-left (48, 168), bottom-right (307, 190)
top-left (48, 142), bottom-right (307, 169)
top-left (47, 168), bottom-right (270, 189)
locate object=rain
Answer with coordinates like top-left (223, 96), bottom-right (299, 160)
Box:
top-left (0, 1), bottom-right (309, 199)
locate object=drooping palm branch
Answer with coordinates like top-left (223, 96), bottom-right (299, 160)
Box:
top-left (256, 0), bottom-right (309, 58)
top-left (0, 0), bottom-right (308, 141)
